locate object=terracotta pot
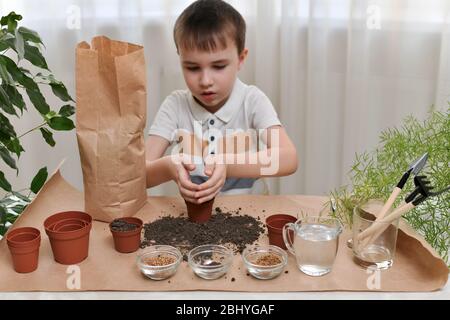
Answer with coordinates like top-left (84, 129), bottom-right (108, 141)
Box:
top-left (6, 227), bottom-right (41, 273)
top-left (185, 198), bottom-right (215, 223)
top-left (109, 217), bottom-right (143, 253)
top-left (265, 214), bottom-right (297, 250)
top-left (44, 211), bottom-right (92, 232)
top-left (52, 218), bottom-right (87, 232)
top-left (44, 211), bottom-right (92, 265)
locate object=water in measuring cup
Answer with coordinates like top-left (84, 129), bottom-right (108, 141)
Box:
top-left (293, 223), bottom-right (339, 276)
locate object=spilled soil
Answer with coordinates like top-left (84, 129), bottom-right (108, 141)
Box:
top-left (141, 207), bottom-right (265, 260)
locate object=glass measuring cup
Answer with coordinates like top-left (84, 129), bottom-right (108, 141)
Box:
top-left (283, 216), bottom-right (342, 276)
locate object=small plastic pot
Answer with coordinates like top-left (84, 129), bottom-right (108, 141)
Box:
top-left (6, 227), bottom-right (41, 273)
top-left (109, 217), bottom-right (143, 253)
top-left (265, 214), bottom-right (297, 250)
top-left (44, 211), bottom-right (92, 265)
top-left (44, 211), bottom-right (92, 233)
top-left (51, 218), bottom-right (87, 232)
top-left (185, 198), bottom-right (215, 223)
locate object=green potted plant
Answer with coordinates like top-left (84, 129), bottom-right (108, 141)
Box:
top-left (0, 11), bottom-right (76, 238)
top-left (328, 106), bottom-right (449, 266)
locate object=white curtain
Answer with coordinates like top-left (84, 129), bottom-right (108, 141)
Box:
top-left (1, 0), bottom-right (449, 198)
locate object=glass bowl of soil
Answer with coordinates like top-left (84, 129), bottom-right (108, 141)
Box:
top-left (137, 245), bottom-right (182, 280)
top-left (188, 244), bottom-right (233, 280)
top-left (242, 245), bottom-right (288, 280)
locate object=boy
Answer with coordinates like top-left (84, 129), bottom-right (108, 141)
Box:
top-left (145, 0), bottom-right (298, 204)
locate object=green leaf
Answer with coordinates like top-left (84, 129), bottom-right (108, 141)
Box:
top-left (0, 55), bottom-right (24, 82)
top-left (2, 84), bottom-right (25, 112)
top-left (14, 28), bottom-right (24, 60)
top-left (0, 56), bottom-right (52, 115)
top-left (18, 27), bottom-right (44, 46)
top-left (0, 12), bottom-right (22, 33)
top-left (0, 85), bottom-right (16, 115)
top-left (39, 127), bottom-right (55, 146)
top-left (0, 33), bottom-right (15, 51)
top-left (49, 82), bottom-right (73, 102)
top-left (48, 117), bottom-right (75, 131)
top-left (58, 104), bottom-right (75, 117)
top-left (25, 88), bottom-right (50, 115)
top-left (0, 63), bottom-right (14, 85)
top-left (0, 145), bottom-right (16, 169)
top-left (30, 167), bottom-right (47, 194)
top-left (4, 137), bottom-right (24, 157)
top-left (12, 191), bottom-right (31, 203)
top-left (0, 171), bottom-right (12, 192)
top-left (24, 42), bottom-right (48, 70)
top-left (0, 112), bottom-right (16, 138)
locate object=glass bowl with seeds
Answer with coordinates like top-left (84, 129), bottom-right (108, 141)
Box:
top-left (242, 245), bottom-right (288, 280)
top-left (188, 244), bottom-right (233, 280)
top-left (137, 245), bottom-right (182, 280)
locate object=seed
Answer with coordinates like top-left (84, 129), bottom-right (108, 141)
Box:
top-left (144, 255), bottom-right (175, 266)
top-left (255, 253), bottom-right (282, 266)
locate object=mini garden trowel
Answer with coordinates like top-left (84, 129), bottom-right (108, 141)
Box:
top-left (375, 152), bottom-right (428, 222)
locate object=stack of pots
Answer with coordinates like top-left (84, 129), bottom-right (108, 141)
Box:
top-left (6, 227), bottom-right (41, 273)
top-left (44, 211), bottom-right (92, 264)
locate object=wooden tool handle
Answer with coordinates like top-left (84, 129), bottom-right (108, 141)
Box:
top-left (377, 187), bottom-right (402, 221)
top-left (358, 202), bottom-right (415, 241)
top-left (357, 187), bottom-right (401, 245)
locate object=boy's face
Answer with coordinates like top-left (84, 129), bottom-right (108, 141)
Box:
top-left (179, 40), bottom-right (248, 112)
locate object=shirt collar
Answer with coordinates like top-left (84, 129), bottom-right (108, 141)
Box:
top-left (189, 78), bottom-right (246, 124)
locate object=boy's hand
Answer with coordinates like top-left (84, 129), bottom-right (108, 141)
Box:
top-left (171, 154), bottom-right (201, 203)
top-left (195, 155), bottom-right (227, 204)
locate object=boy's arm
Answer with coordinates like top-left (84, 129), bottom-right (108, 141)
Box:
top-left (224, 125), bottom-right (298, 178)
top-left (145, 135), bottom-right (175, 188)
top-left (195, 126), bottom-right (298, 203)
top-left (145, 135), bottom-right (202, 200)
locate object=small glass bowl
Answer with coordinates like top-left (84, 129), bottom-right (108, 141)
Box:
top-left (188, 244), bottom-right (233, 280)
top-left (137, 245), bottom-right (182, 280)
top-left (242, 245), bottom-right (288, 280)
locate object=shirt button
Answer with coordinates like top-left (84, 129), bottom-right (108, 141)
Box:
top-left (210, 136), bottom-right (215, 141)
top-left (209, 119), bottom-right (215, 125)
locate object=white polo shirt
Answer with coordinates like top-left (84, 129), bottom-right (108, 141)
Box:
top-left (148, 78), bottom-right (282, 194)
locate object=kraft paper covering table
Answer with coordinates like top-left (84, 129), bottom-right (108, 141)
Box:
top-left (0, 170), bottom-right (448, 293)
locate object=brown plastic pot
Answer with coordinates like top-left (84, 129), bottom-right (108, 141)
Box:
top-left (109, 217), bottom-right (143, 253)
top-left (6, 227), bottom-right (41, 273)
top-left (185, 198), bottom-right (214, 223)
top-left (52, 218), bottom-right (87, 232)
top-left (44, 211), bottom-right (92, 232)
top-left (44, 211), bottom-right (92, 265)
top-left (265, 214), bottom-right (297, 250)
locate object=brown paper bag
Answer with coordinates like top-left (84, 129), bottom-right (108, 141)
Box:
top-left (76, 36), bottom-right (147, 222)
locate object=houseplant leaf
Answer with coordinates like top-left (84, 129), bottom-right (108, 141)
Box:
top-left (18, 26), bottom-right (43, 46)
top-left (58, 104), bottom-right (75, 117)
top-left (48, 116), bottom-right (75, 131)
top-left (0, 171), bottom-right (12, 192)
top-left (0, 145), bottom-right (16, 169)
top-left (24, 42), bottom-right (48, 70)
top-left (49, 82), bottom-right (73, 102)
top-left (39, 127), bottom-right (55, 146)
top-left (30, 167), bottom-right (47, 194)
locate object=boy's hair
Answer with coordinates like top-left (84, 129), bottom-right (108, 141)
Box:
top-left (173, 0), bottom-right (246, 54)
